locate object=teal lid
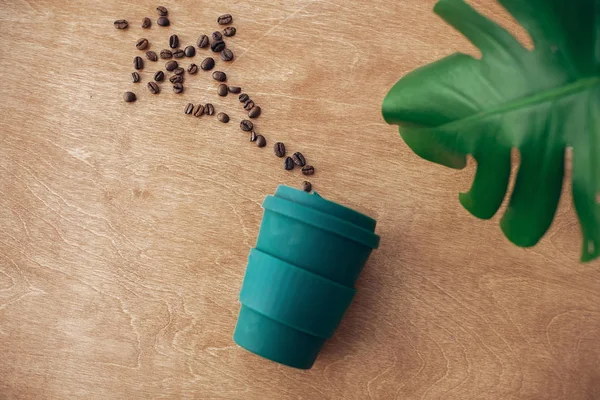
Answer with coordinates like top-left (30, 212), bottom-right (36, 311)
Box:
top-left (266, 186), bottom-right (380, 249)
top-left (275, 185), bottom-right (377, 232)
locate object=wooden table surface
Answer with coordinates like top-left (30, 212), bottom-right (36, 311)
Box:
top-left (1, 0), bottom-right (599, 398)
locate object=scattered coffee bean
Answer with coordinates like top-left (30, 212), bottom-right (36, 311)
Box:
top-left (256, 135), bottom-right (267, 147)
top-left (173, 83), bottom-right (184, 93)
top-left (292, 152), bottom-right (306, 167)
top-left (157, 6), bottom-right (168, 16)
top-left (114, 19), bottom-right (128, 29)
top-left (173, 49), bottom-right (185, 58)
top-left (187, 63), bottom-right (198, 74)
top-left (217, 84), bottom-right (228, 96)
top-left (185, 103), bottom-right (194, 115)
top-left (217, 112), bottom-right (229, 123)
top-left (302, 181), bottom-right (312, 192)
top-left (142, 17), bottom-right (152, 28)
top-left (217, 14), bottom-right (233, 25)
top-left (239, 93), bottom-right (249, 102)
top-left (133, 56), bottom-right (144, 70)
top-left (136, 38), bottom-right (149, 50)
top-left (131, 72), bottom-right (140, 83)
top-left (223, 27), bottom-right (236, 37)
top-left (160, 49), bottom-right (173, 59)
top-left (169, 35), bottom-right (179, 49)
top-left (154, 70), bottom-right (165, 82)
top-left (165, 60), bottom-right (178, 71)
top-left (211, 40), bottom-right (225, 52)
top-left (147, 81), bottom-right (160, 94)
top-left (193, 104), bottom-right (205, 117)
top-left (146, 50), bottom-right (158, 61)
top-left (248, 106), bottom-right (261, 118)
top-left (274, 142), bottom-right (286, 157)
top-left (205, 103), bottom-right (215, 115)
top-left (173, 67), bottom-right (184, 75)
top-left (212, 71), bottom-right (226, 82)
top-left (302, 165), bottom-right (315, 175)
top-left (184, 46), bottom-right (195, 57)
top-left (197, 35), bottom-right (209, 48)
top-left (123, 92), bottom-right (136, 102)
top-left (250, 131), bottom-right (257, 142)
top-left (169, 74), bottom-right (183, 84)
top-left (200, 57), bottom-right (215, 70)
top-left (228, 86), bottom-right (241, 94)
top-left (220, 48), bottom-right (234, 61)
top-left (240, 120), bottom-right (253, 132)
top-left (212, 31), bottom-right (223, 41)
top-left (243, 100), bottom-right (255, 111)
top-left (157, 16), bottom-right (170, 26)
top-left (284, 157), bottom-right (295, 170)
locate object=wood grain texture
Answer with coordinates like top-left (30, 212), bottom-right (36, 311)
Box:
top-left (0, 0), bottom-right (599, 398)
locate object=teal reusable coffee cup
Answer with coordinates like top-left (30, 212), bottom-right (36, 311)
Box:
top-left (233, 185), bottom-right (380, 369)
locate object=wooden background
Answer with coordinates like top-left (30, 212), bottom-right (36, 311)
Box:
top-left (1, 0), bottom-right (599, 398)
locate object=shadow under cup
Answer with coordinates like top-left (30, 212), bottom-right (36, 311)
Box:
top-left (233, 186), bottom-right (380, 369)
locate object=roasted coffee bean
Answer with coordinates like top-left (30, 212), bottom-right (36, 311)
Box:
top-left (147, 81), bottom-right (160, 94)
top-left (142, 17), bottom-right (152, 28)
top-left (249, 131), bottom-right (257, 142)
top-left (212, 31), bottom-right (223, 41)
top-left (131, 72), bottom-right (140, 83)
top-left (217, 112), bottom-right (229, 123)
top-left (173, 67), bottom-right (184, 75)
top-left (217, 14), bottom-right (233, 25)
top-left (169, 74), bottom-right (183, 84)
top-left (243, 100), bottom-right (255, 111)
top-left (133, 56), bottom-right (144, 70)
top-left (184, 46), bottom-right (196, 57)
top-left (193, 104), bottom-right (205, 117)
top-left (114, 19), bottom-right (128, 29)
top-left (160, 49), bottom-right (173, 59)
top-left (200, 57), bottom-right (215, 70)
top-left (197, 35), bottom-right (209, 48)
top-left (173, 83), bottom-right (183, 94)
top-left (292, 152), bottom-right (306, 167)
top-left (154, 70), bottom-right (165, 82)
top-left (187, 63), bottom-right (198, 74)
top-left (146, 51), bottom-right (158, 61)
top-left (217, 84), bottom-right (228, 97)
top-left (284, 157), bottom-right (295, 170)
top-left (248, 106), bottom-right (261, 118)
top-left (157, 16), bottom-right (170, 26)
top-left (302, 181), bottom-right (312, 192)
top-left (228, 86), bottom-right (241, 94)
top-left (136, 38), bottom-right (149, 50)
top-left (185, 103), bottom-right (194, 115)
top-left (240, 120), bottom-right (253, 132)
top-left (165, 60), bottom-right (178, 71)
top-left (169, 34), bottom-right (179, 49)
top-left (302, 165), bottom-right (315, 176)
top-left (256, 135), bottom-right (266, 148)
top-left (220, 48), bottom-right (234, 61)
top-left (173, 49), bottom-right (185, 58)
top-left (239, 93), bottom-right (249, 103)
top-left (205, 103), bottom-right (215, 115)
top-left (211, 40), bottom-right (225, 52)
top-left (212, 71), bottom-right (226, 82)
top-left (274, 142), bottom-right (286, 157)
top-left (157, 6), bottom-right (168, 16)
top-left (123, 91), bottom-right (136, 102)
top-left (223, 27), bottom-right (236, 37)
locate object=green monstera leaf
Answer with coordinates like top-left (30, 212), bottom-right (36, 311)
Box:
top-left (383, 0), bottom-right (599, 262)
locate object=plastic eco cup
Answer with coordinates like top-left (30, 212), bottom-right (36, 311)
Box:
top-left (233, 185), bottom-right (380, 369)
